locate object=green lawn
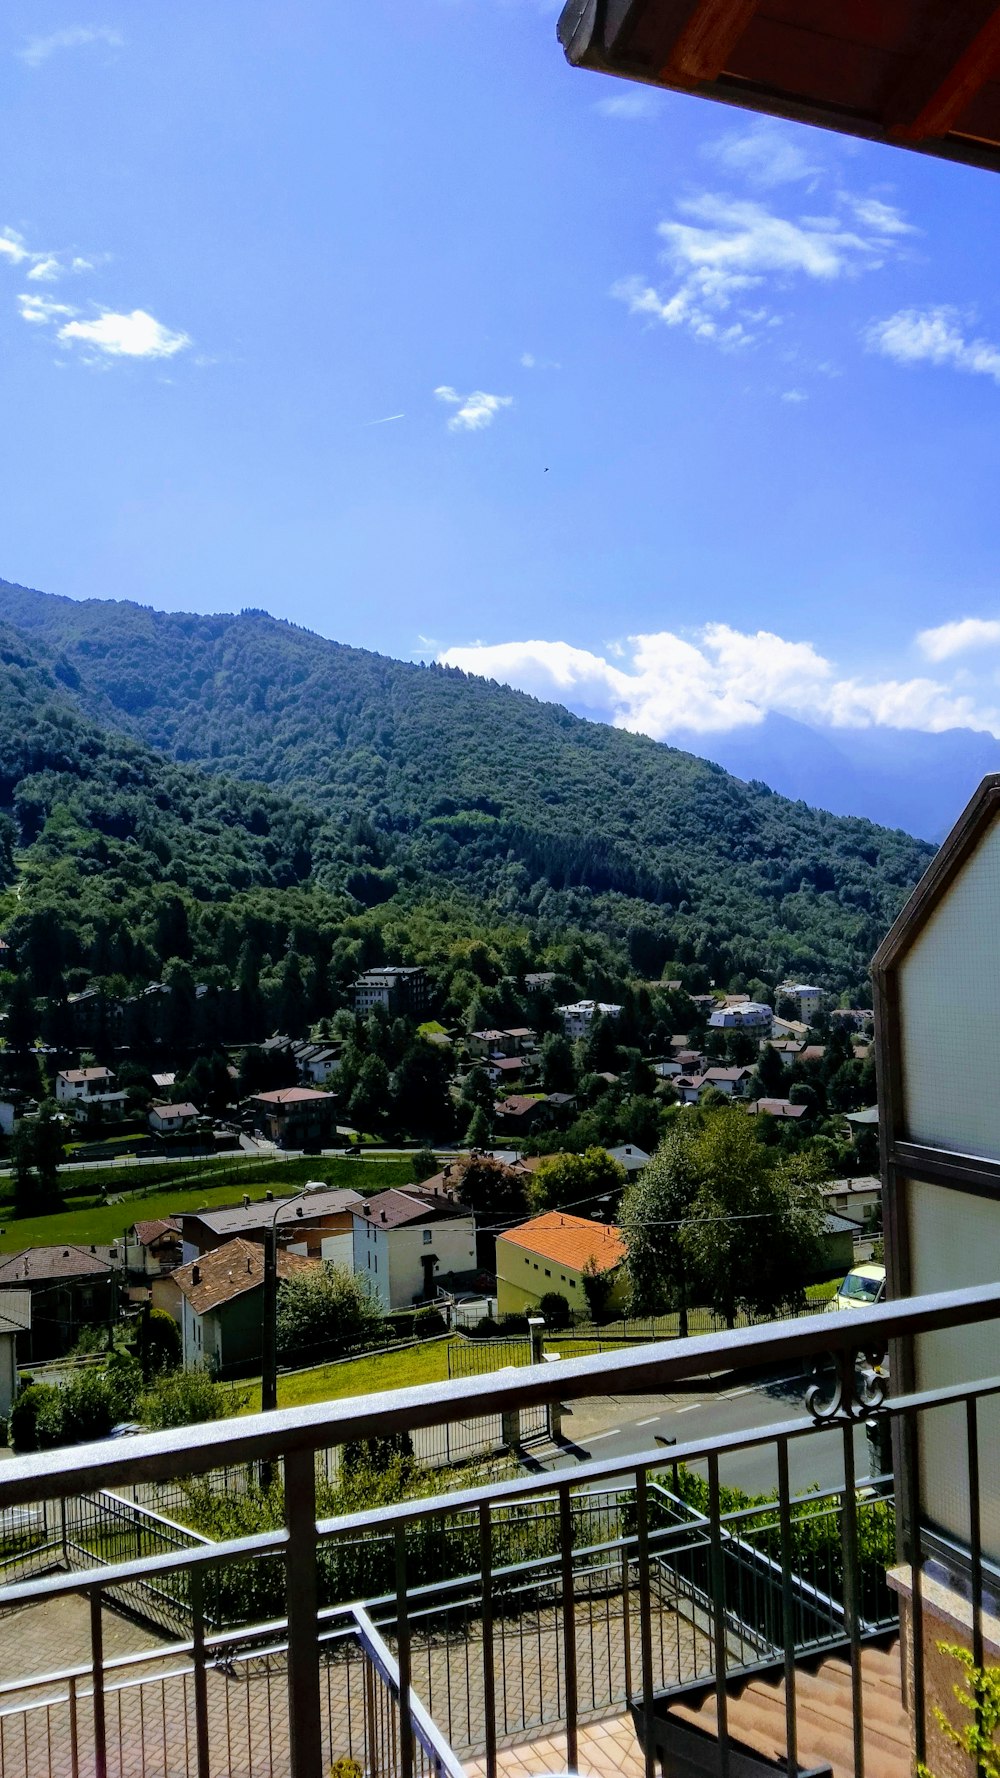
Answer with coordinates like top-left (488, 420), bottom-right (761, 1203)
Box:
top-left (239, 1336), bottom-right (459, 1412)
top-left (0, 1157), bottom-right (417, 1252)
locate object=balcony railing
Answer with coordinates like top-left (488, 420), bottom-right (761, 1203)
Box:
top-left (1, 1281), bottom-right (999, 1778)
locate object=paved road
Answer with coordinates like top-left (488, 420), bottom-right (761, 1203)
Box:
top-left (531, 1366), bottom-right (876, 1497)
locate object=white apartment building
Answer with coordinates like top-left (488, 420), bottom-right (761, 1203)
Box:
top-left (707, 1001), bottom-right (773, 1032)
top-left (558, 1000), bottom-right (623, 1040)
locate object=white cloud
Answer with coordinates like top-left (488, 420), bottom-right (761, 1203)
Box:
top-left (439, 622), bottom-right (1000, 741)
top-left (704, 120), bottom-right (822, 189)
top-left (917, 618), bottom-right (1000, 663)
top-left (19, 26), bottom-right (123, 67)
top-left (26, 255), bottom-right (61, 283)
top-left (866, 306), bottom-right (1000, 384)
top-left (57, 308), bottom-right (190, 358)
top-left (18, 292), bottom-right (78, 324)
top-left (781, 388), bottom-right (807, 402)
top-left (848, 196), bottom-right (915, 237)
top-left (615, 189), bottom-right (908, 356)
top-left (434, 385), bottom-right (513, 431)
top-left (595, 91), bottom-right (657, 120)
top-left (0, 230), bottom-right (30, 266)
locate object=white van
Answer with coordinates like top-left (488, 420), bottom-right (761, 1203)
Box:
top-left (826, 1261), bottom-right (886, 1312)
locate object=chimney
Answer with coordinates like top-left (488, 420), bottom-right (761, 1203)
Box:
top-left (247, 1257), bottom-right (253, 1273)
top-left (380, 1210), bottom-right (387, 1221)
top-left (192, 1263), bottom-right (201, 1284)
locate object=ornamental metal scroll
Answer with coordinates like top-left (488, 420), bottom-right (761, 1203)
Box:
top-left (805, 1347), bottom-right (888, 1424)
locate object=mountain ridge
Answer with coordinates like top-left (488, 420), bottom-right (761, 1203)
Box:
top-left (0, 576), bottom-right (936, 997)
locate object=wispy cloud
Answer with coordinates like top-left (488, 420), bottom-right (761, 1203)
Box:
top-left (19, 25), bottom-right (123, 67)
top-left (595, 91), bottom-right (657, 120)
top-left (917, 618), bottom-right (1000, 663)
top-left (1, 225), bottom-right (98, 284)
top-left (18, 293), bottom-right (78, 325)
top-left (366, 412), bottom-right (405, 425)
top-left (866, 306), bottom-right (1000, 384)
top-left (615, 188), bottom-right (912, 355)
top-left (520, 351), bottom-right (560, 370)
top-left (434, 385), bottom-right (513, 432)
top-left (703, 120), bottom-right (822, 189)
top-left (439, 623), bottom-right (1000, 740)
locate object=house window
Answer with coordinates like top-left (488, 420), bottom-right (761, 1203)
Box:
top-left (423, 1230), bottom-right (432, 1244)
top-left (545, 1269), bottom-right (551, 1278)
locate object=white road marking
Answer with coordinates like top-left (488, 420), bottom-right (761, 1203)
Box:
top-left (719, 1386), bottom-right (756, 1400)
top-left (587, 1430), bottom-right (619, 1441)
top-left (676, 1402), bottom-right (702, 1413)
top-left (635, 1416), bottom-right (660, 1426)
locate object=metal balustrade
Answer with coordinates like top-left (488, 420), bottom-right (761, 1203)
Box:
top-left (0, 1281), bottom-right (998, 1778)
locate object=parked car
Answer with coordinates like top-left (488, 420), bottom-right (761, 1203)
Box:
top-left (825, 1261), bottom-right (886, 1312)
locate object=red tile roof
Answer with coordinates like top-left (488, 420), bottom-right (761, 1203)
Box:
top-left (501, 1212), bottom-right (626, 1275)
top-left (254, 1087), bottom-right (331, 1105)
top-left (172, 1238), bottom-right (317, 1314)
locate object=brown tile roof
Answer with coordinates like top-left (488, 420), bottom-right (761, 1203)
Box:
top-left (59, 1067), bottom-right (114, 1084)
top-left (151, 1102), bottom-right (199, 1119)
top-left (0, 1245), bottom-right (113, 1284)
top-left (354, 1188), bottom-right (469, 1230)
top-left (501, 1213), bottom-right (626, 1276)
top-left (494, 1096), bottom-right (543, 1118)
top-left (133, 1217), bottom-right (181, 1246)
top-left (253, 1087), bottom-right (331, 1105)
top-left (492, 1057), bottom-right (525, 1072)
top-left (172, 1238), bottom-right (317, 1315)
top-left (703, 1066), bottom-right (754, 1082)
top-left (746, 1099), bottom-right (807, 1119)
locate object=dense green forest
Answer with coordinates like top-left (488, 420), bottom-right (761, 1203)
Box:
top-left (0, 578), bottom-right (934, 1004)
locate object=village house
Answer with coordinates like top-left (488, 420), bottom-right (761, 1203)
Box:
top-left (352, 965), bottom-right (429, 1018)
top-left (745, 1098), bottom-right (808, 1120)
top-left (352, 1187), bottom-right (476, 1312)
top-left (55, 1066), bottom-right (117, 1103)
top-left (701, 1065), bottom-right (755, 1098)
top-left (493, 1095), bottom-right (549, 1135)
top-left (250, 1086), bottom-right (339, 1149)
top-left (0, 1292), bottom-right (30, 1418)
top-left (776, 982), bottom-right (823, 1022)
top-left (468, 1029), bottom-right (514, 1059)
top-left (0, 1245), bottom-right (118, 1360)
top-left (148, 1101), bottom-right (199, 1135)
top-left (558, 999), bottom-right (622, 1039)
top-left (708, 1001), bottom-right (773, 1032)
top-left (496, 1212), bottom-right (628, 1318)
top-left (292, 1041), bottom-right (342, 1085)
top-left (124, 1217), bottom-right (183, 1286)
top-left (171, 1239), bottom-right (317, 1375)
top-left (176, 1187), bottom-right (363, 1269)
top-left (605, 1143), bottom-right (650, 1176)
top-left (487, 1055), bottom-right (527, 1088)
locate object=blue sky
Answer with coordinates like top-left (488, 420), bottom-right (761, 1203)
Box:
top-left (3, 1), bottom-right (1000, 746)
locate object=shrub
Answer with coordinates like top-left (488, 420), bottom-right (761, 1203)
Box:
top-left (60, 1368), bottom-right (118, 1444)
top-left (9, 1383), bottom-right (64, 1452)
top-left (539, 1292), bottom-right (572, 1330)
top-left (141, 1307), bottom-right (182, 1375)
top-left (276, 1263), bottom-right (383, 1360)
top-left (139, 1367), bottom-right (228, 1430)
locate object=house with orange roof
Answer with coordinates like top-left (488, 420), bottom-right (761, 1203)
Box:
top-left (495, 1211), bottom-right (628, 1318)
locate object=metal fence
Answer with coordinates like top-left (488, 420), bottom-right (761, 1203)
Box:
top-left (1, 1282), bottom-right (999, 1778)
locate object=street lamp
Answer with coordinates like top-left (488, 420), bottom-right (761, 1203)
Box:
top-left (261, 1183), bottom-right (326, 1412)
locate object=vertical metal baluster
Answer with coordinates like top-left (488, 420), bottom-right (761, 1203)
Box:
top-left (191, 1566), bottom-right (211, 1778)
top-left (776, 1439), bottom-right (798, 1778)
top-left (90, 1589), bottom-right (107, 1778)
top-left (635, 1471), bottom-right (656, 1778)
top-left (394, 1524), bottom-right (414, 1778)
top-left (904, 1407), bottom-right (925, 1770)
top-left (840, 1423), bottom-right (864, 1778)
top-left (479, 1502), bottom-right (497, 1778)
top-left (285, 1448), bottom-right (323, 1778)
top-left (69, 1672), bottom-right (80, 1778)
top-left (622, 1531), bottom-right (633, 1704)
top-left (708, 1455), bottom-right (730, 1778)
top-left (559, 1482), bottom-right (578, 1772)
top-left (966, 1395), bottom-right (986, 1778)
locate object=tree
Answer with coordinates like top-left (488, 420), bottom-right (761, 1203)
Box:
top-left (464, 1105), bottom-right (492, 1148)
top-left (409, 1146), bottom-right (440, 1183)
top-left (539, 1033), bottom-right (576, 1094)
top-left (619, 1122), bottom-right (700, 1334)
top-left (275, 1263), bottom-right (383, 1360)
top-left (460, 1066), bottom-right (495, 1115)
top-left (680, 1110), bottom-right (824, 1326)
top-left (528, 1147), bottom-right (627, 1212)
top-left (452, 1154), bottom-right (527, 1219)
top-left (349, 1055), bottom-right (390, 1135)
top-left (581, 1256), bottom-right (615, 1322)
top-left (391, 1041), bottom-right (453, 1139)
top-left (539, 1291), bottom-right (572, 1329)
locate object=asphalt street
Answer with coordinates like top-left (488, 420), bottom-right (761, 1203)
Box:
top-left (529, 1365), bottom-right (876, 1497)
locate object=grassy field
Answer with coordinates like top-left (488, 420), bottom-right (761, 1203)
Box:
top-left (238, 1336), bottom-right (459, 1412)
top-left (0, 1156), bottom-right (418, 1252)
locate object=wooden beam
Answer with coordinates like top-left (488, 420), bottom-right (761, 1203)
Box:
top-left (886, 4), bottom-right (1000, 142)
top-left (658, 0), bottom-right (761, 85)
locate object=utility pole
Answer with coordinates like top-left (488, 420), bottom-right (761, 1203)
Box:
top-left (260, 1217), bottom-right (279, 1412)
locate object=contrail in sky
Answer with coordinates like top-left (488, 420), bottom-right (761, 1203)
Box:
top-left (366, 412), bottom-right (405, 425)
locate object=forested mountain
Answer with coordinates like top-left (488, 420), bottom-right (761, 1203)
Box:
top-left (0, 578), bottom-right (936, 999)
